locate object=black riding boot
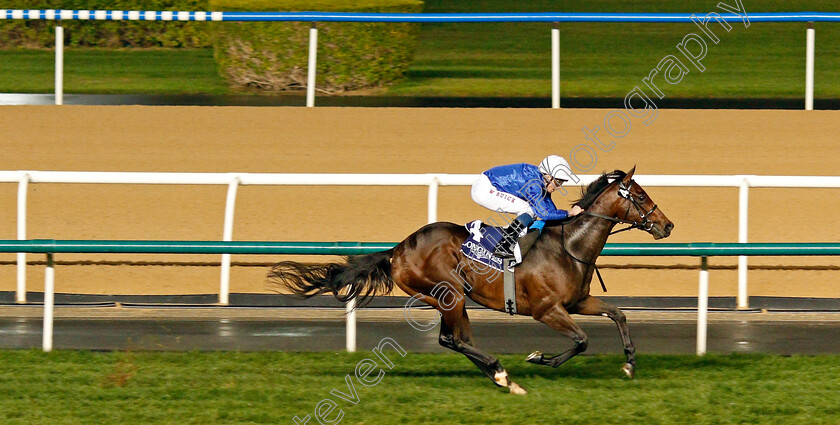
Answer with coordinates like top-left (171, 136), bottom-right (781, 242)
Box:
top-left (493, 214), bottom-right (534, 259)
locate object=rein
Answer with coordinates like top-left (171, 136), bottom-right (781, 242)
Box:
top-left (560, 222), bottom-right (608, 293)
top-left (559, 179), bottom-right (658, 293)
top-left (582, 211), bottom-right (640, 236)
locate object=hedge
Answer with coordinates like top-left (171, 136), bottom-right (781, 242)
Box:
top-left (0, 0), bottom-right (211, 48)
top-left (0, 0), bottom-right (423, 93)
top-left (210, 0), bottom-right (423, 93)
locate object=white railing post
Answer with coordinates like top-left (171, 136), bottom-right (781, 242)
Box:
top-left (696, 256), bottom-right (709, 356)
top-left (805, 22), bottom-right (815, 111)
top-left (43, 253), bottom-right (55, 352)
top-left (219, 176), bottom-right (240, 305)
top-left (55, 25), bottom-right (63, 105)
top-left (551, 25), bottom-right (560, 109)
top-left (427, 176), bottom-right (439, 224)
top-left (16, 173), bottom-right (30, 303)
top-left (346, 295), bottom-right (356, 353)
top-left (737, 177), bottom-right (749, 309)
top-left (306, 24), bottom-right (318, 108)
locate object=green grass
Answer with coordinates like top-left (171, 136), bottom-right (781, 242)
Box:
top-left (0, 48), bottom-right (228, 94)
top-left (1, 350), bottom-right (839, 424)
top-left (1, 0), bottom-right (840, 98)
top-left (390, 0), bottom-right (840, 97)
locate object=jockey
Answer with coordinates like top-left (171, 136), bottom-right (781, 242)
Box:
top-left (471, 155), bottom-right (584, 258)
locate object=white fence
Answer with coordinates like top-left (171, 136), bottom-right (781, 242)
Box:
top-left (1, 10), bottom-right (834, 109)
top-left (3, 171), bottom-right (840, 308)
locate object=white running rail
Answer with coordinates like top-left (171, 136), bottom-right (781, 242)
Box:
top-left (3, 171), bottom-right (840, 307)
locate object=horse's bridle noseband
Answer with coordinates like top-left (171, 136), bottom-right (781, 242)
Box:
top-left (586, 179), bottom-right (659, 235)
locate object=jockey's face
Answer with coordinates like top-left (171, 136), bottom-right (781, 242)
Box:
top-left (543, 174), bottom-right (567, 193)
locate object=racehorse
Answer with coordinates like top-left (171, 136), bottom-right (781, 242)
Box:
top-left (269, 167), bottom-right (673, 394)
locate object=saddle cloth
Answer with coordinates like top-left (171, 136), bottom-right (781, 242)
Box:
top-left (460, 220), bottom-right (523, 271)
top-left (461, 220), bottom-right (520, 315)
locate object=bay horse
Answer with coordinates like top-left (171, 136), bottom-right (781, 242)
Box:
top-left (270, 167), bottom-right (673, 394)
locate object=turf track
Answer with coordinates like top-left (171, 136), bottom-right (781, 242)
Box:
top-left (1, 350), bottom-right (838, 424)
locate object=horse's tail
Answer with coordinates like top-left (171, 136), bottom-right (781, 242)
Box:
top-left (268, 249), bottom-right (395, 307)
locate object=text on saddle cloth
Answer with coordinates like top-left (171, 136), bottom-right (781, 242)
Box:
top-left (461, 220), bottom-right (521, 315)
top-left (460, 220), bottom-right (525, 271)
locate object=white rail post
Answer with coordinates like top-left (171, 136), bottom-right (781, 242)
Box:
top-left (346, 294), bottom-right (357, 353)
top-left (696, 256), bottom-right (709, 356)
top-left (427, 176), bottom-right (439, 224)
top-left (43, 253), bottom-right (55, 352)
top-left (55, 25), bottom-right (63, 105)
top-left (306, 24), bottom-right (318, 108)
top-left (219, 176), bottom-right (240, 305)
top-left (551, 25), bottom-right (560, 109)
top-left (737, 177), bottom-right (749, 309)
top-left (16, 173), bottom-right (30, 303)
top-left (805, 22), bottom-right (815, 111)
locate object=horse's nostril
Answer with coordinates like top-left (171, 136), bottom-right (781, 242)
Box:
top-left (665, 223), bottom-right (674, 233)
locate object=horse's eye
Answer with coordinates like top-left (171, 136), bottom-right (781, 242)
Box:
top-left (638, 193), bottom-right (647, 201)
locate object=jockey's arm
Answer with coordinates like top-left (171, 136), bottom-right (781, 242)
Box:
top-left (531, 196), bottom-right (569, 220)
top-left (517, 174), bottom-right (571, 221)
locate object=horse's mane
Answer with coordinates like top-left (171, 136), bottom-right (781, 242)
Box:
top-left (573, 170), bottom-right (627, 209)
top-left (540, 169), bottom-right (625, 228)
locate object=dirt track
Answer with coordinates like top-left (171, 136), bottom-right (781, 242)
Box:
top-left (1, 106), bottom-right (838, 298)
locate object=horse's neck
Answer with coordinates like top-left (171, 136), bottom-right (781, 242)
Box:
top-left (563, 215), bottom-right (614, 261)
top-left (557, 195), bottom-right (619, 261)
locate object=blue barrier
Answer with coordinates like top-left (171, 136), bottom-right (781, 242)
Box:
top-left (1, 10), bottom-right (839, 23)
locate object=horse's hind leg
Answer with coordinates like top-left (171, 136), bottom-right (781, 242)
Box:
top-left (526, 304), bottom-right (589, 368)
top-left (393, 261), bottom-right (525, 394)
top-left (438, 305), bottom-right (527, 395)
top-left (572, 296), bottom-right (636, 378)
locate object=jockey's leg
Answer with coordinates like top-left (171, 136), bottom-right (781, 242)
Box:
top-left (493, 213), bottom-right (533, 258)
top-left (471, 175), bottom-right (533, 219)
top-left (470, 174), bottom-right (535, 259)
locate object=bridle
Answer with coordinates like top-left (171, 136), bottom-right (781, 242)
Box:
top-left (560, 178), bottom-right (659, 292)
top-left (584, 179), bottom-right (659, 236)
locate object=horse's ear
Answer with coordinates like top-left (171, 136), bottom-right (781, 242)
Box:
top-left (623, 166), bottom-right (636, 183)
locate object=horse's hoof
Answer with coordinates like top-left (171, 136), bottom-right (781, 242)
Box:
top-left (509, 382), bottom-right (527, 395)
top-left (526, 351), bottom-right (543, 364)
top-left (622, 363), bottom-right (635, 379)
top-left (493, 371), bottom-right (510, 387)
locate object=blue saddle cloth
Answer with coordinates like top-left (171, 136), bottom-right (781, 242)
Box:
top-left (460, 220), bottom-right (506, 271)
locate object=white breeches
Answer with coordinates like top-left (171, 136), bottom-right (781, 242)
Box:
top-left (471, 174), bottom-right (534, 217)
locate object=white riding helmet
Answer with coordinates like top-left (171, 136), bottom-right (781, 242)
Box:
top-left (538, 155), bottom-right (572, 181)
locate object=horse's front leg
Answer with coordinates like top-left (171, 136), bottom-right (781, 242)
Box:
top-left (571, 295), bottom-right (636, 378)
top-left (526, 304), bottom-right (589, 368)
